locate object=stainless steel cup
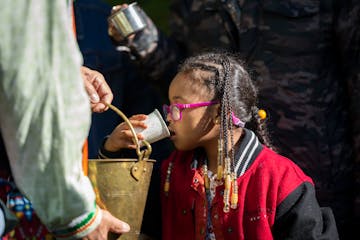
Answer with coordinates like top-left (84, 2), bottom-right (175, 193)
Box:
top-left (108, 2), bottom-right (146, 37)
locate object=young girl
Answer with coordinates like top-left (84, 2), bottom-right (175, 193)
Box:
top-left (100, 52), bottom-right (339, 239)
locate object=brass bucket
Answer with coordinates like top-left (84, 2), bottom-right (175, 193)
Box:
top-left (88, 104), bottom-right (156, 240)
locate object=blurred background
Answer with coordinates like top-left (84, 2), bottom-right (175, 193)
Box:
top-left (104, 0), bottom-right (170, 33)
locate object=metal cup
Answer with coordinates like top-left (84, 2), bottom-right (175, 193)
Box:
top-left (108, 2), bottom-right (146, 38)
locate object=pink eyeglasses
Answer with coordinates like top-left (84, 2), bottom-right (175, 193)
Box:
top-left (163, 101), bottom-right (218, 121)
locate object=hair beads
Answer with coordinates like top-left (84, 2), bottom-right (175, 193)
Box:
top-left (217, 139), bottom-right (223, 180)
top-left (230, 173), bottom-right (238, 209)
top-left (258, 109), bottom-right (267, 120)
top-left (223, 172), bottom-right (232, 213)
top-left (203, 163), bottom-right (210, 192)
top-left (164, 161), bottom-right (173, 196)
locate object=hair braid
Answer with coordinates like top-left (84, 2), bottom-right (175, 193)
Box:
top-left (220, 57), bottom-right (236, 173)
top-left (250, 107), bottom-right (275, 150)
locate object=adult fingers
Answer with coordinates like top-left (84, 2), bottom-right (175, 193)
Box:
top-left (103, 210), bottom-right (130, 234)
top-left (84, 80), bottom-right (100, 104)
top-left (90, 74), bottom-right (113, 111)
top-left (81, 66), bottom-right (113, 112)
top-left (110, 5), bottom-right (123, 14)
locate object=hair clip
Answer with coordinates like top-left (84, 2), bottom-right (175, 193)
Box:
top-left (231, 112), bottom-right (245, 128)
top-left (258, 109), bottom-right (267, 120)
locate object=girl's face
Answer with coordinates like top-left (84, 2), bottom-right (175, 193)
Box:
top-left (166, 71), bottom-right (219, 151)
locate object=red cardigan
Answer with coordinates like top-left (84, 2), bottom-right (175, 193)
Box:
top-left (160, 134), bottom-right (338, 239)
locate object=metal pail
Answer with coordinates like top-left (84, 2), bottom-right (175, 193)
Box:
top-left (88, 104), bottom-right (156, 240)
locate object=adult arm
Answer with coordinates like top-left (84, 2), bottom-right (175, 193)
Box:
top-left (0, 0), bottom-right (128, 238)
top-left (108, 3), bottom-right (185, 98)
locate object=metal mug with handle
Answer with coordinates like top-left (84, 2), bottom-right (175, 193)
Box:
top-left (108, 2), bottom-right (146, 38)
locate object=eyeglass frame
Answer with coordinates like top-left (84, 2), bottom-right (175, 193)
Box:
top-left (162, 101), bottom-right (219, 121)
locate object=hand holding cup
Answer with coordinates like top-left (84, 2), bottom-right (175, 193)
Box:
top-left (104, 109), bottom-right (170, 152)
top-left (105, 114), bottom-right (147, 151)
top-left (134, 109), bottom-right (170, 146)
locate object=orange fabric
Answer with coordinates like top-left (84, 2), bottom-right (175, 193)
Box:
top-left (71, 2), bottom-right (89, 176)
top-left (82, 140), bottom-right (89, 176)
top-left (71, 2), bottom-right (77, 37)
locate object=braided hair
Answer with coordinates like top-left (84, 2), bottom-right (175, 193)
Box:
top-left (178, 52), bottom-right (273, 150)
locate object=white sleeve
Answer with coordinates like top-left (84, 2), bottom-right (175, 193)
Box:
top-left (0, 0), bottom-right (101, 237)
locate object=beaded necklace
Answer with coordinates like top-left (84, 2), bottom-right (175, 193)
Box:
top-left (163, 141), bottom-right (240, 213)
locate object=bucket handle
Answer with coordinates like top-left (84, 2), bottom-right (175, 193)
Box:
top-left (107, 104), bottom-right (152, 181)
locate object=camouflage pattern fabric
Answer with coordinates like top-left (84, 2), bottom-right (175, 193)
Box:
top-left (334, 2), bottom-right (360, 234)
top-left (124, 0), bottom-right (360, 238)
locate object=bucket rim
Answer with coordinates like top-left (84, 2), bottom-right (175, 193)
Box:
top-left (88, 158), bottom-right (156, 163)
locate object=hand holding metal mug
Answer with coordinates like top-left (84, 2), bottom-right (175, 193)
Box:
top-left (108, 2), bottom-right (146, 41)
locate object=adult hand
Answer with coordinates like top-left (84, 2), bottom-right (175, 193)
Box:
top-left (82, 209), bottom-right (130, 240)
top-left (107, 3), bottom-right (158, 58)
top-left (81, 66), bottom-right (113, 113)
top-left (104, 114), bottom-right (147, 152)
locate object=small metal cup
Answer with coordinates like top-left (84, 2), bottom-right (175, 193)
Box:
top-left (109, 2), bottom-right (146, 37)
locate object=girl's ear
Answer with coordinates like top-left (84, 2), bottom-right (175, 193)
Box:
top-left (212, 104), bottom-right (221, 125)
